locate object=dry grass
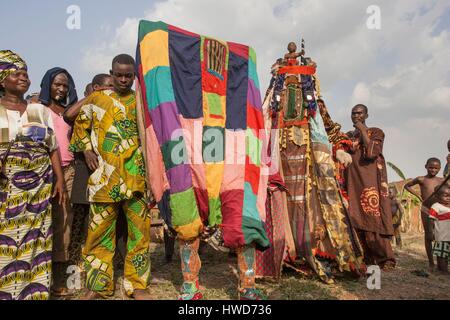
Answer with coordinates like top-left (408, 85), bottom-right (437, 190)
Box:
top-left (55, 233), bottom-right (450, 300)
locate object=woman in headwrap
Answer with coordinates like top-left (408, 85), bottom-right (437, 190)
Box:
top-left (0, 50), bottom-right (66, 300)
top-left (38, 67), bottom-right (78, 297)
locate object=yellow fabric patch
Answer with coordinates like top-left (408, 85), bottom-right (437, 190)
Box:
top-left (205, 162), bottom-right (224, 198)
top-left (174, 217), bottom-right (204, 241)
top-left (140, 30), bottom-right (170, 74)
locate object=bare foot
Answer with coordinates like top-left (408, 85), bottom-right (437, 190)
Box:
top-left (133, 289), bottom-right (152, 300)
top-left (79, 290), bottom-right (103, 300)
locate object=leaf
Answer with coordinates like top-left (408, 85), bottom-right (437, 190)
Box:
top-left (387, 161), bottom-right (406, 181)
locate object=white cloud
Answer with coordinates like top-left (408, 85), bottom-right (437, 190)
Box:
top-left (351, 82), bottom-right (371, 105)
top-left (80, 0), bottom-right (450, 178)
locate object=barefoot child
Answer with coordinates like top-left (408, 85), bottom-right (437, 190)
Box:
top-left (405, 158), bottom-right (444, 270)
top-left (389, 187), bottom-right (404, 248)
top-left (428, 185), bottom-right (450, 274)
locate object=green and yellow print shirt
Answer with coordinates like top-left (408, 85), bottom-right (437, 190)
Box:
top-left (69, 90), bottom-right (146, 203)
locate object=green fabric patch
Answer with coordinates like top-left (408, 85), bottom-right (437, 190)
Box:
top-left (206, 92), bottom-right (223, 116)
top-left (138, 20), bottom-right (168, 41)
top-left (161, 136), bottom-right (187, 170)
top-left (100, 220), bottom-right (116, 252)
top-left (127, 217), bottom-right (144, 252)
top-left (125, 149), bottom-right (141, 175)
top-left (208, 198), bottom-right (222, 226)
top-left (248, 49), bottom-right (260, 89)
top-left (286, 85), bottom-right (297, 119)
top-left (242, 182), bottom-right (269, 248)
top-left (245, 129), bottom-right (261, 166)
top-left (170, 188), bottom-right (200, 226)
top-left (127, 196), bottom-right (145, 215)
top-left (144, 66), bottom-right (175, 110)
top-left (202, 126), bottom-right (225, 163)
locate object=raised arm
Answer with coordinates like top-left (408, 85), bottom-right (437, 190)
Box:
top-left (360, 127), bottom-right (384, 160)
top-left (404, 177), bottom-right (423, 202)
top-left (63, 97), bottom-right (87, 124)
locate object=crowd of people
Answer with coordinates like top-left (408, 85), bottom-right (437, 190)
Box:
top-left (0, 45), bottom-right (448, 301)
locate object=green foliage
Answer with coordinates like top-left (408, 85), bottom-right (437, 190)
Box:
top-left (387, 162), bottom-right (406, 181)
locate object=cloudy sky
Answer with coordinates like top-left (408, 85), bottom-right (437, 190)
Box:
top-left (2, 0), bottom-right (449, 180)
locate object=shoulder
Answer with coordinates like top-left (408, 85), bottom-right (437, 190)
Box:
top-left (27, 103), bottom-right (52, 116)
top-left (431, 202), bottom-right (449, 213)
top-left (368, 127), bottom-right (384, 138)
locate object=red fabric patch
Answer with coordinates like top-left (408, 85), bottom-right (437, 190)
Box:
top-left (245, 158), bottom-right (260, 194)
top-left (227, 42), bottom-right (249, 59)
top-left (201, 58), bottom-right (228, 96)
top-left (137, 65), bottom-right (152, 127)
top-left (246, 104), bottom-right (264, 131)
top-left (278, 65), bottom-right (316, 75)
top-left (168, 24), bottom-right (200, 38)
top-left (220, 189), bottom-right (245, 248)
top-left (194, 187), bottom-right (209, 222)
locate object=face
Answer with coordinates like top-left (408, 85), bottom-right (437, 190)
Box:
top-left (51, 73), bottom-right (69, 103)
top-left (425, 161), bottom-right (441, 177)
top-left (288, 42), bottom-right (297, 53)
top-left (317, 100), bottom-right (325, 110)
top-left (110, 63), bottom-right (135, 94)
top-left (351, 106), bottom-right (368, 125)
top-left (0, 69), bottom-right (31, 96)
top-left (389, 188), bottom-right (396, 199)
top-left (437, 187), bottom-right (450, 206)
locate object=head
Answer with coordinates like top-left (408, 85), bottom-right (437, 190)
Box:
top-left (51, 72), bottom-right (69, 104)
top-left (92, 73), bottom-right (113, 91)
top-left (351, 104), bottom-right (368, 125)
top-left (447, 139), bottom-right (450, 152)
top-left (317, 98), bottom-right (325, 110)
top-left (0, 50), bottom-right (29, 97)
top-left (84, 83), bottom-right (93, 97)
top-left (436, 185), bottom-right (450, 206)
top-left (425, 158), bottom-right (441, 177)
top-left (389, 187), bottom-right (397, 199)
top-left (110, 54), bottom-right (135, 94)
top-left (287, 42), bottom-right (297, 53)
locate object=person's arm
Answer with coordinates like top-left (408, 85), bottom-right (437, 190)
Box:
top-left (354, 124), bottom-right (384, 160)
top-left (50, 150), bottom-right (66, 205)
top-left (69, 103), bottom-right (99, 171)
top-left (63, 97), bottom-right (87, 124)
top-left (397, 199), bottom-right (404, 221)
top-left (404, 177), bottom-right (423, 202)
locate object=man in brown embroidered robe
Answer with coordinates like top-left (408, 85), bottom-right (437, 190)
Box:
top-left (345, 104), bottom-right (396, 269)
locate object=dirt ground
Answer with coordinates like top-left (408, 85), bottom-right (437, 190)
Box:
top-left (59, 232), bottom-right (450, 300)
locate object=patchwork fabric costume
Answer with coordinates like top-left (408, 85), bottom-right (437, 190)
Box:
top-left (135, 20), bottom-right (269, 299)
top-left (255, 49), bottom-right (364, 283)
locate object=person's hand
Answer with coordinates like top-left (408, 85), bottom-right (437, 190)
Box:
top-left (53, 179), bottom-right (66, 205)
top-left (336, 149), bottom-right (353, 167)
top-left (84, 150), bottom-right (99, 171)
top-left (353, 121), bottom-right (367, 132)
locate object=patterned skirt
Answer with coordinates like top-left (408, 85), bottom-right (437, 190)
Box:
top-left (433, 241), bottom-right (450, 260)
top-left (0, 141), bottom-right (53, 300)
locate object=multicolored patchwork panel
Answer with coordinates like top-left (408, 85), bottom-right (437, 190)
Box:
top-left (136, 20), bottom-right (269, 249)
